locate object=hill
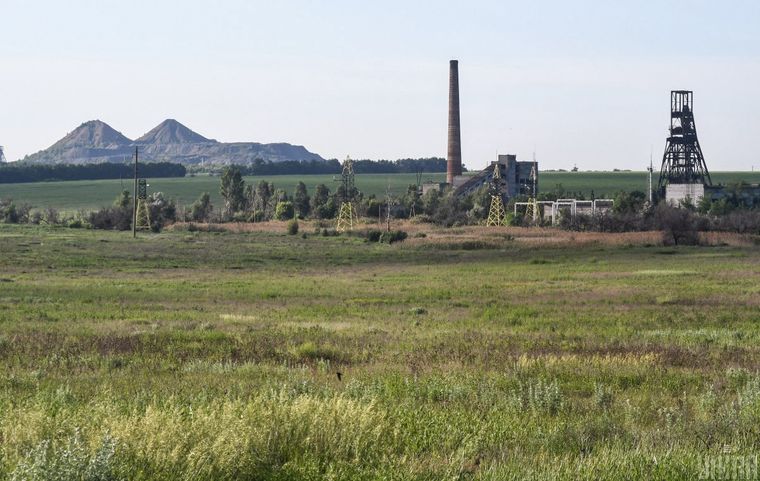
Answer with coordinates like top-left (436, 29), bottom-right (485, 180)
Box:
top-left (20, 119), bottom-right (324, 165)
top-left (135, 119), bottom-right (214, 145)
top-left (22, 120), bottom-right (134, 164)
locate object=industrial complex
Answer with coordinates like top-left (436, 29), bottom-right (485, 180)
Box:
top-left (424, 61), bottom-right (539, 204)
top-left (421, 59), bottom-right (758, 225)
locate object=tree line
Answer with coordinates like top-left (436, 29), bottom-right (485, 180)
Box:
top-left (0, 158), bottom-right (447, 184)
top-left (211, 158), bottom-right (448, 176)
top-left (0, 162), bottom-right (186, 184)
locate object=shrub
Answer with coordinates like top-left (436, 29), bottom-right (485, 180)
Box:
top-left (593, 382), bottom-right (614, 411)
top-left (365, 230), bottom-right (382, 242)
top-left (364, 229), bottom-right (407, 244)
top-left (88, 207), bottom-right (132, 231)
top-left (0, 199), bottom-right (30, 224)
top-left (289, 341), bottom-right (345, 363)
top-left (44, 207), bottom-right (60, 225)
top-left (511, 379), bottom-right (564, 416)
top-left (10, 432), bottom-right (121, 481)
top-left (654, 204), bottom-right (700, 246)
top-left (275, 201), bottom-right (295, 221)
top-left (190, 192), bottom-right (213, 222)
top-left (380, 230), bottom-right (408, 244)
top-left (287, 219), bottom-right (299, 235)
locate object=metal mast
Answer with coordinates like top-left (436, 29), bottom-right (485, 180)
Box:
top-left (0, 146), bottom-right (6, 163)
top-left (524, 162), bottom-right (539, 223)
top-left (658, 91), bottom-right (711, 191)
top-left (336, 156), bottom-right (357, 232)
top-left (486, 162), bottom-right (506, 226)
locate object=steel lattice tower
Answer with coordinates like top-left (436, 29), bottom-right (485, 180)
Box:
top-left (134, 179), bottom-right (151, 230)
top-left (486, 163), bottom-right (506, 226)
top-left (0, 146), bottom-right (6, 163)
top-left (658, 91), bottom-right (711, 191)
top-left (336, 156), bottom-right (357, 232)
top-left (523, 163), bottom-right (540, 223)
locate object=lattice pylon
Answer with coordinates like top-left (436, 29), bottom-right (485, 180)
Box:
top-left (486, 195), bottom-right (506, 226)
top-left (135, 199), bottom-right (151, 230)
top-left (524, 200), bottom-right (539, 224)
top-left (336, 202), bottom-right (356, 232)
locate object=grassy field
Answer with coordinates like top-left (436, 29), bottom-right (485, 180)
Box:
top-left (2, 171), bottom-right (760, 212)
top-left (0, 222), bottom-right (759, 479)
top-left (0, 173), bottom-right (444, 212)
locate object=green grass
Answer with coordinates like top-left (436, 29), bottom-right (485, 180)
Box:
top-left (1, 224), bottom-right (759, 479)
top-left (3, 171), bottom-right (760, 213)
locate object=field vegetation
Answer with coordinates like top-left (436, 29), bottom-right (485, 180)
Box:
top-left (1, 222), bottom-right (759, 479)
top-left (2, 171), bottom-right (760, 212)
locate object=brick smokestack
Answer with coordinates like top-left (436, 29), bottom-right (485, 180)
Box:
top-left (447, 59), bottom-right (462, 185)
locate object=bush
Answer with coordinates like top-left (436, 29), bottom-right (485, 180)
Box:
top-left (654, 204), bottom-right (701, 246)
top-left (365, 230), bottom-right (382, 242)
top-left (364, 229), bottom-right (408, 244)
top-left (275, 201), bottom-right (295, 221)
top-left (0, 199), bottom-right (30, 224)
top-left (381, 230), bottom-right (408, 244)
top-left (287, 219), bottom-right (299, 235)
top-left (190, 192), bottom-right (213, 222)
top-left (10, 432), bottom-right (121, 481)
top-left (88, 207), bottom-right (132, 231)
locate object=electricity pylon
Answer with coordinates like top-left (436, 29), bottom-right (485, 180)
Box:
top-left (134, 179), bottom-right (151, 230)
top-left (523, 163), bottom-right (540, 223)
top-left (336, 156), bottom-right (357, 232)
top-left (486, 162), bottom-right (506, 226)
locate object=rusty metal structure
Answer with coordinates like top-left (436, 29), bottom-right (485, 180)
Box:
top-left (658, 90), bottom-right (711, 191)
top-left (446, 60), bottom-right (462, 185)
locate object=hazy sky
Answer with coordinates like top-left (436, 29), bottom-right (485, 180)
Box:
top-left (2, 0), bottom-right (759, 170)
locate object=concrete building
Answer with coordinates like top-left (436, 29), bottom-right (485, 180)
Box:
top-left (666, 183), bottom-right (705, 206)
top-left (453, 154), bottom-right (538, 200)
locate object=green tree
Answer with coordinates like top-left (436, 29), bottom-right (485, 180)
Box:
top-left (421, 188), bottom-right (442, 216)
top-left (613, 191), bottom-right (646, 214)
top-left (402, 184), bottom-right (422, 217)
top-left (275, 201), bottom-right (295, 220)
top-left (244, 184), bottom-right (255, 212)
top-left (273, 188), bottom-right (288, 204)
top-left (220, 167), bottom-right (245, 218)
top-left (311, 184), bottom-right (331, 219)
top-left (114, 190), bottom-right (132, 210)
top-left (468, 186), bottom-right (491, 221)
top-left (191, 192), bottom-right (213, 222)
top-left (293, 182), bottom-right (310, 218)
top-left (254, 180), bottom-right (273, 220)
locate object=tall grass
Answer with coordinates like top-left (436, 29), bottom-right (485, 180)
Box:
top-left (2, 225), bottom-right (760, 479)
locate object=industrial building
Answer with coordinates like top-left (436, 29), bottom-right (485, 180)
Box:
top-left (452, 154), bottom-right (537, 199)
top-left (425, 60), bottom-right (539, 204)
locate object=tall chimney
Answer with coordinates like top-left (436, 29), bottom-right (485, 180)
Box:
top-left (447, 59), bottom-right (462, 185)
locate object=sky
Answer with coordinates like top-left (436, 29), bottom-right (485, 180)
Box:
top-left (1, 0), bottom-right (759, 171)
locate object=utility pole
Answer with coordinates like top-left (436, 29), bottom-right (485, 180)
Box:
top-left (132, 147), bottom-right (138, 238)
top-left (385, 182), bottom-right (392, 232)
top-left (648, 149), bottom-right (654, 204)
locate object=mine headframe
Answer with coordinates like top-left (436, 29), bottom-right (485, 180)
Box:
top-left (658, 90), bottom-right (712, 191)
